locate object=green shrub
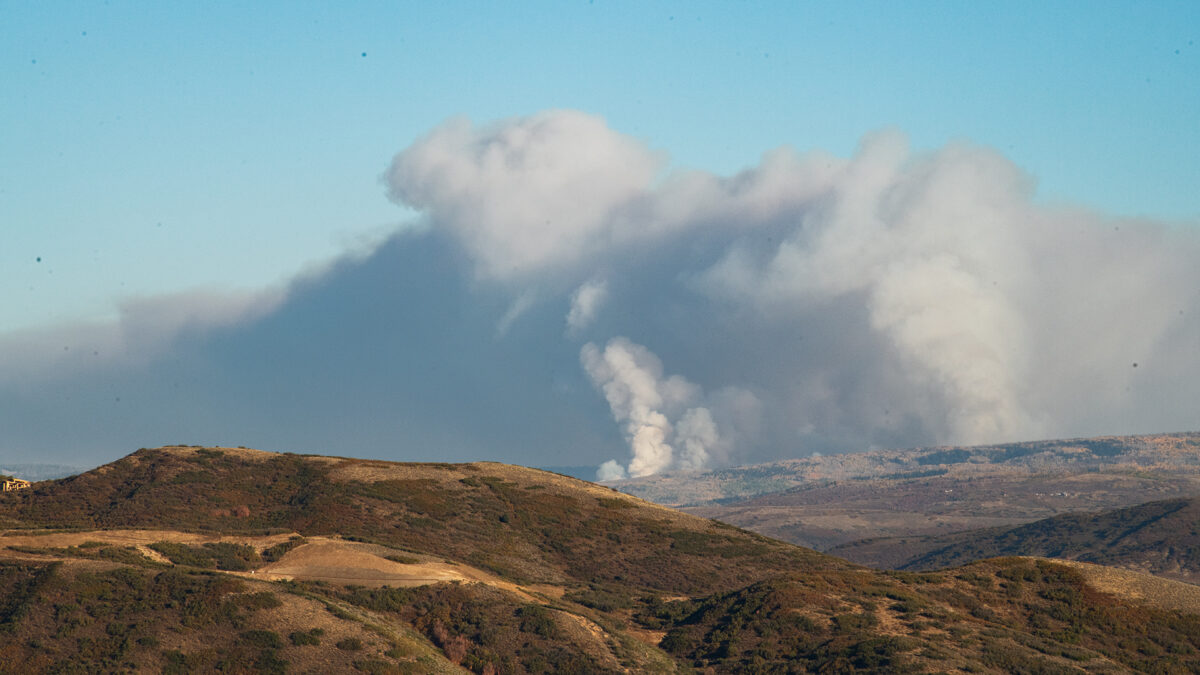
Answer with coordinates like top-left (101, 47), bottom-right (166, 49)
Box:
top-left (236, 592), bottom-right (282, 610)
top-left (290, 629), bottom-right (321, 646)
top-left (261, 536), bottom-right (306, 562)
top-left (354, 660), bottom-right (405, 674)
top-left (148, 542), bottom-right (213, 568)
top-left (565, 585), bottom-right (634, 612)
top-left (255, 648), bottom-right (288, 675)
top-left (517, 605), bottom-right (558, 638)
top-left (240, 629), bottom-right (283, 649)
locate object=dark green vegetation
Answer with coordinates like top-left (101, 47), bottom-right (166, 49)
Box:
top-left (644, 558), bottom-right (1200, 673)
top-left (833, 497), bottom-right (1200, 582)
top-left (339, 583), bottom-right (615, 673)
top-left (148, 541), bottom-right (260, 570)
top-left (0, 561), bottom-right (302, 673)
top-left (3, 445), bottom-right (1200, 673)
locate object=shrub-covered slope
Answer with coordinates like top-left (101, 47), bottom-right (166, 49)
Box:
top-left (5, 446), bottom-right (1200, 673)
top-left (832, 497), bottom-right (1200, 583)
top-left (0, 446), bottom-right (839, 595)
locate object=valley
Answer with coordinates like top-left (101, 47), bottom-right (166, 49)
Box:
top-left (614, 433), bottom-right (1200, 550)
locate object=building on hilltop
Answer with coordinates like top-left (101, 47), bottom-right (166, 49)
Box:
top-left (2, 479), bottom-right (31, 492)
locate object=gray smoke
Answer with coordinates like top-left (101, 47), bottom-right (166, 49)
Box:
top-left (2, 110), bottom-right (1195, 475)
top-left (387, 111), bottom-right (1200, 477)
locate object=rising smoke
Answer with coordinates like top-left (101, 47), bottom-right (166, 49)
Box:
top-left (388, 110), bottom-right (1200, 479)
top-left (580, 337), bottom-right (758, 478)
top-left (4, 111), bottom-right (1194, 475)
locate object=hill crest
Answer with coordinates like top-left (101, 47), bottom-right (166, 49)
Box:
top-left (8, 444), bottom-right (1200, 672)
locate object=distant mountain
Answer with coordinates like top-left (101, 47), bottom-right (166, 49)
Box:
top-left (613, 432), bottom-right (1200, 550)
top-left (615, 432), bottom-right (1200, 506)
top-left (831, 496), bottom-right (1200, 584)
top-left (0, 463), bottom-right (84, 481)
top-left (5, 445), bottom-right (1200, 672)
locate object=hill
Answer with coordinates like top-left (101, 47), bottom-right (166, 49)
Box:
top-left (4, 446), bottom-right (1200, 672)
top-left (830, 496), bottom-right (1200, 583)
top-left (614, 432), bottom-right (1200, 550)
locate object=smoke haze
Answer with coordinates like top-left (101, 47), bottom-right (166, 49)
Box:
top-left (386, 111), bottom-right (1200, 479)
top-left (3, 110), bottom-right (1198, 475)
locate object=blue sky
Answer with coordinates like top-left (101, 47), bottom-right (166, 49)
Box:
top-left (4, 1), bottom-right (1198, 333)
top-left (2, 2), bottom-right (1199, 470)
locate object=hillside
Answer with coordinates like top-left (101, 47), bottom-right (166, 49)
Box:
top-left (0, 446), bottom-right (838, 594)
top-left (4, 447), bottom-right (1200, 672)
top-left (830, 497), bottom-right (1200, 583)
top-left (614, 432), bottom-right (1200, 550)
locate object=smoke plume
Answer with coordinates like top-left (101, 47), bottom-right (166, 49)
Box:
top-left (4, 110), bottom-right (1196, 474)
top-left (386, 111), bottom-right (1200, 477)
top-left (580, 338), bottom-right (755, 478)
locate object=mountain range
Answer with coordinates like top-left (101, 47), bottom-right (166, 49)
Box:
top-left (614, 432), bottom-right (1200, 551)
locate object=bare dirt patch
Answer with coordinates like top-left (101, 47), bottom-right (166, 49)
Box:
top-left (248, 537), bottom-right (547, 600)
top-left (626, 626), bottom-right (667, 647)
top-left (254, 539), bottom-right (470, 586)
top-left (0, 528), bottom-right (560, 602)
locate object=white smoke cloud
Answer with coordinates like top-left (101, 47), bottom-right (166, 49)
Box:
top-left (386, 110), bottom-right (663, 282)
top-left (580, 337), bottom-right (757, 478)
top-left (382, 110), bottom-right (1200, 476)
top-left (566, 279), bottom-right (608, 334)
top-left (674, 406), bottom-right (719, 472)
top-left (596, 459), bottom-right (627, 481)
top-left (700, 134), bottom-right (1040, 443)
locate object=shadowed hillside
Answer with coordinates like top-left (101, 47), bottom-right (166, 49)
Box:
top-left (5, 446), bottom-right (1200, 672)
top-left (831, 497), bottom-right (1200, 583)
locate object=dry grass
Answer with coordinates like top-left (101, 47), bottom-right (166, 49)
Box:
top-left (0, 528), bottom-right (298, 550)
top-left (157, 445), bottom-right (281, 461)
top-left (1046, 557), bottom-right (1200, 614)
top-left (0, 526), bottom-right (557, 603)
top-left (326, 457), bottom-right (692, 516)
top-left (550, 610), bottom-right (624, 671)
top-left (256, 537), bottom-right (546, 601)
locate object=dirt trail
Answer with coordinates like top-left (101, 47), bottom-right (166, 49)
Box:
top-left (0, 529), bottom-right (549, 601)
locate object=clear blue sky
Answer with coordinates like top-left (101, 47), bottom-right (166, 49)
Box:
top-left (3, 1), bottom-right (1197, 334)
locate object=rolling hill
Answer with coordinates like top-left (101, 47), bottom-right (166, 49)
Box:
top-left (830, 496), bottom-right (1200, 583)
top-left (3, 446), bottom-right (1200, 672)
top-left (614, 432), bottom-right (1200, 550)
